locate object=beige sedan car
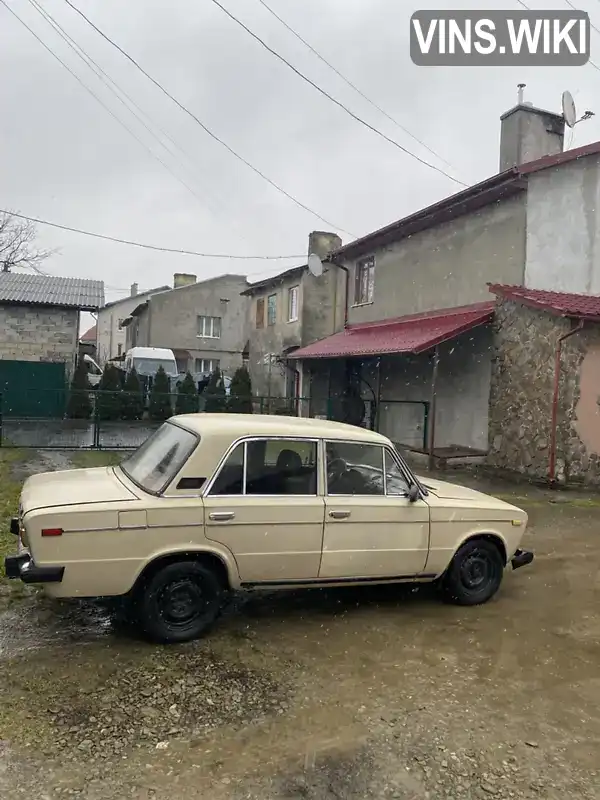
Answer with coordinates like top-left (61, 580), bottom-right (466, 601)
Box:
top-left (5, 414), bottom-right (533, 644)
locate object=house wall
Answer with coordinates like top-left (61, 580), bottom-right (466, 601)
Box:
top-left (0, 304), bottom-right (79, 378)
top-left (247, 267), bottom-right (341, 398)
top-left (131, 275), bottom-right (249, 377)
top-left (300, 326), bottom-right (492, 450)
top-left (376, 326), bottom-right (492, 452)
top-left (525, 156), bottom-right (600, 294)
top-left (488, 300), bottom-right (600, 485)
top-left (97, 294), bottom-right (156, 364)
top-left (341, 195), bottom-right (527, 327)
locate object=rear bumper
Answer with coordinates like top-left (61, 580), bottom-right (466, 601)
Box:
top-left (4, 553), bottom-right (64, 584)
top-left (511, 548), bottom-right (534, 570)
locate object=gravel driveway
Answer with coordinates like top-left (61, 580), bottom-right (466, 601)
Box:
top-left (0, 463), bottom-right (598, 799)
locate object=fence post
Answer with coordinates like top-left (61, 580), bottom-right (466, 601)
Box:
top-left (0, 391), bottom-right (3, 448)
top-left (93, 391), bottom-right (100, 449)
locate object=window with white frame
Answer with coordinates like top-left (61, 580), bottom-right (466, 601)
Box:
top-left (287, 286), bottom-right (299, 322)
top-left (197, 315), bottom-right (221, 338)
top-left (195, 358), bottom-right (220, 374)
top-left (354, 256), bottom-right (375, 305)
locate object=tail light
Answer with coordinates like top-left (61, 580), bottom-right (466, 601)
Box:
top-left (41, 528), bottom-right (63, 537)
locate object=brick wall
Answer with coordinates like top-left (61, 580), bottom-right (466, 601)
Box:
top-left (0, 304), bottom-right (79, 377)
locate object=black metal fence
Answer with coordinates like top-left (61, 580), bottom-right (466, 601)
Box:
top-left (0, 390), bottom-right (311, 450)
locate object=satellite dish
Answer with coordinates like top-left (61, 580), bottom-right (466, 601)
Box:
top-left (562, 90), bottom-right (577, 128)
top-left (307, 253), bottom-right (323, 278)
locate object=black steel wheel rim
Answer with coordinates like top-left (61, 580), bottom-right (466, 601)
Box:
top-left (459, 549), bottom-right (494, 592)
top-left (157, 578), bottom-right (207, 629)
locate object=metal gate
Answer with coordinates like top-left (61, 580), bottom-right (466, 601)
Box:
top-left (0, 360), bottom-right (66, 418)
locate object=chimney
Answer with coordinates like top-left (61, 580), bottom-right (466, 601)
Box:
top-left (499, 83), bottom-right (565, 172)
top-left (173, 273), bottom-right (197, 289)
top-left (307, 231), bottom-right (342, 261)
top-left (130, 282), bottom-right (138, 297)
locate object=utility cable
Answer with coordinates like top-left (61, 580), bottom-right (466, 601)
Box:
top-left (61, 0), bottom-right (356, 236)
top-left (254, 0), bottom-right (456, 172)
top-left (0, 209), bottom-right (306, 259)
top-left (208, 0), bottom-right (467, 187)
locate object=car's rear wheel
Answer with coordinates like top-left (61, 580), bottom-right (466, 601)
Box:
top-left (136, 561), bottom-right (224, 644)
top-left (441, 539), bottom-right (504, 606)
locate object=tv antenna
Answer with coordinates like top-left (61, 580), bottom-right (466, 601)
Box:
top-left (562, 90), bottom-right (594, 127)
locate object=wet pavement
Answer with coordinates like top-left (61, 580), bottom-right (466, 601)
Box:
top-left (0, 454), bottom-right (599, 798)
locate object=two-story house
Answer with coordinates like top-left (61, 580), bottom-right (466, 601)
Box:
top-left (242, 232), bottom-right (342, 403)
top-left (123, 273), bottom-right (249, 377)
top-left (96, 282), bottom-right (169, 363)
top-left (290, 93), bottom-right (600, 482)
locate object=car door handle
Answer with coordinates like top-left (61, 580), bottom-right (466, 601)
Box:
top-left (329, 510), bottom-right (351, 520)
top-left (209, 511), bottom-right (235, 521)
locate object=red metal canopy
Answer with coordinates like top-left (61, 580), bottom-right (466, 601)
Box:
top-left (288, 302), bottom-right (494, 360)
top-left (489, 284), bottom-right (600, 320)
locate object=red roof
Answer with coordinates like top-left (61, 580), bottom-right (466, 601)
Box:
top-left (289, 302), bottom-right (494, 360)
top-left (80, 323), bottom-right (97, 343)
top-left (489, 284), bottom-right (600, 321)
top-left (335, 140), bottom-right (600, 261)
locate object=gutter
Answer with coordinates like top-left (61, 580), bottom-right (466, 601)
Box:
top-left (548, 319), bottom-right (584, 486)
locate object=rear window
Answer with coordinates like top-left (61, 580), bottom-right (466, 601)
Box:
top-left (120, 422), bottom-right (198, 494)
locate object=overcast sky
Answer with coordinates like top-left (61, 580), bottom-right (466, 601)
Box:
top-left (1, 0), bottom-right (599, 324)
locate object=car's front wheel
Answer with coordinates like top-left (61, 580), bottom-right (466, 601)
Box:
top-left (136, 561), bottom-right (224, 644)
top-left (441, 539), bottom-right (505, 606)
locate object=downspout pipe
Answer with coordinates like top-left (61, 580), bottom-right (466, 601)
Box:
top-left (328, 256), bottom-right (350, 330)
top-left (548, 319), bottom-right (584, 487)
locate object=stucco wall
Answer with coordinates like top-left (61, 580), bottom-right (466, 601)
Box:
top-left (525, 156), bottom-right (600, 295)
top-left (97, 290), bottom-right (168, 364)
top-left (247, 267), bottom-right (341, 398)
top-left (342, 195), bottom-right (526, 327)
top-left (488, 300), bottom-right (600, 485)
top-left (130, 276), bottom-right (249, 377)
top-left (0, 304), bottom-right (79, 377)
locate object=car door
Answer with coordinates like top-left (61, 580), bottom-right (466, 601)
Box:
top-left (203, 437), bottom-right (325, 584)
top-left (320, 441), bottom-right (430, 580)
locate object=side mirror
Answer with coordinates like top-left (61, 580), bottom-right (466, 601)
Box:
top-left (407, 484), bottom-right (420, 503)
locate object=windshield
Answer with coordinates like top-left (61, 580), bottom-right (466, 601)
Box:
top-left (133, 357), bottom-right (178, 377)
top-left (120, 422), bottom-right (198, 494)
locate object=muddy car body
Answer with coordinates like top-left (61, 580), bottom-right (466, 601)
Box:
top-left (5, 414), bottom-right (533, 643)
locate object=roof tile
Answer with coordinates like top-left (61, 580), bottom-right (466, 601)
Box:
top-left (0, 272), bottom-right (104, 310)
top-left (489, 284), bottom-right (600, 319)
top-left (289, 302), bottom-right (494, 360)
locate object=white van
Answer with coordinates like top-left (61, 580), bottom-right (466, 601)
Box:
top-left (83, 354), bottom-right (103, 387)
top-left (124, 347), bottom-right (178, 379)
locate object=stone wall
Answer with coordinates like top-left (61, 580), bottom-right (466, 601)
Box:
top-left (488, 300), bottom-right (600, 485)
top-left (0, 304), bottom-right (78, 377)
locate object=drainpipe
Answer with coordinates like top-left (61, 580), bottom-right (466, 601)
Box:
top-left (548, 320), bottom-right (584, 487)
top-left (328, 257), bottom-right (350, 330)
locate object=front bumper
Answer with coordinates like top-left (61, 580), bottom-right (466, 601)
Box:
top-left (511, 548), bottom-right (534, 570)
top-left (4, 553), bottom-right (64, 584)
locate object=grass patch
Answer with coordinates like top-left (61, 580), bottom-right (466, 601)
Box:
top-left (0, 450), bottom-right (27, 594)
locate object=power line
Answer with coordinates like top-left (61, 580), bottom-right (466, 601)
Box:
top-left (0, 208), bottom-right (306, 259)
top-left (564, 0), bottom-right (600, 38)
top-left (254, 0), bottom-right (457, 173)
top-left (0, 0), bottom-right (221, 208)
top-left (26, 0), bottom-right (265, 244)
top-left (516, 0), bottom-right (600, 71)
top-left (21, 0), bottom-right (223, 216)
top-left (208, 0), bottom-right (467, 187)
top-left (61, 0), bottom-right (355, 237)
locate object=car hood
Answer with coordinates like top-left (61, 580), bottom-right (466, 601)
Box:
top-left (416, 475), bottom-right (524, 513)
top-left (21, 466), bottom-right (136, 513)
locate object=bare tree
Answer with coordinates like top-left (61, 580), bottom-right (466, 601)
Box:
top-left (0, 212), bottom-right (53, 273)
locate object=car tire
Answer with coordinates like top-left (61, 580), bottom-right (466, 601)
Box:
top-left (136, 561), bottom-right (224, 644)
top-left (440, 539), bottom-right (505, 606)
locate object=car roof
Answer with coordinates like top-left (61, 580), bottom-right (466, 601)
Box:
top-left (172, 413), bottom-right (391, 444)
top-left (127, 347), bottom-right (175, 359)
